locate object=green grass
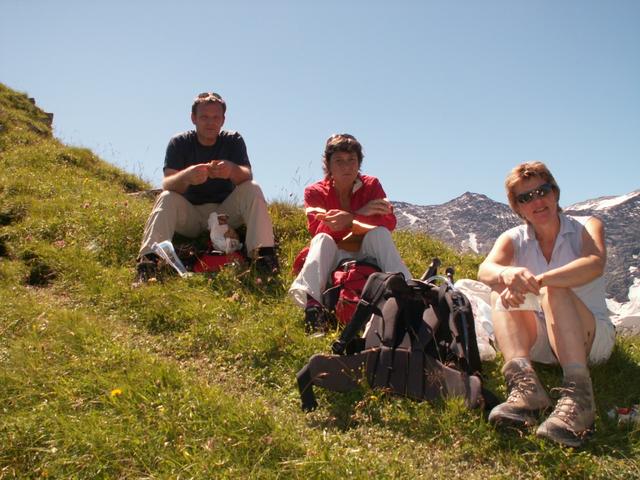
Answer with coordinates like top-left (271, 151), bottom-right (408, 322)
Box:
top-left (1, 82), bottom-right (639, 479)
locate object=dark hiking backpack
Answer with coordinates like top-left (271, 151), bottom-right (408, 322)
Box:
top-left (322, 259), bottom-right (381, 325)
top-left (296, 263), bottom-right (496, 412)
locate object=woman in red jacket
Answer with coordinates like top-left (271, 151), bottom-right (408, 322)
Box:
top-left (289, 133), bottom-right (411, 332)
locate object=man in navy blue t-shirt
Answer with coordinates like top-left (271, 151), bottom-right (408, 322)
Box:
top-left (136, 92), bottom-right (278, 281)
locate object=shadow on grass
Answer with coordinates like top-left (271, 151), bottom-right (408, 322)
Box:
top-left (304, 387), bottom-right (366, 432)
top-left (298, 338), bottom-right (640, 463)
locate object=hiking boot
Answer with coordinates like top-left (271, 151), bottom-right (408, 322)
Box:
top-left (536, 374), bottom-right (595, 448)
top-left (133, 254), bottom-right (160, 285)
top-left (304, 306), bottom-right (331, 334)
top-left (254, 246), bottom-right (280, 276)
top-left (488, 358), bottom-right (552, 428)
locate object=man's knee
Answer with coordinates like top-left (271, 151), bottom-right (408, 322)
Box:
top-left (233, 180), bottom-right (266, 201)
top-left (154, 190), bottom-right (188, 211)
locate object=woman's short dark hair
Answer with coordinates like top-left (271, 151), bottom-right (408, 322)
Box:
top-left (505, 161), bottom-right (562, 219)
top-left (322, 133), bottom-right (364, 176)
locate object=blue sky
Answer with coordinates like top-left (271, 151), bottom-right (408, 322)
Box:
top-left (2, 0), bottom-right (638, 207)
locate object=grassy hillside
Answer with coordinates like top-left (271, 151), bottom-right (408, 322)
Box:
top-left (1, 82), bottom-right (638, 479)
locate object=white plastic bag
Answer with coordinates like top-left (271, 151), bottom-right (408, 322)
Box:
top-left (151, 240), bottom-right (191, 277)
top-left (208, 213), bottom-right (242, 254)
top-left (607, 278), bottom-right (640, 336)
top-left (454, 279), bottom-right (497, 361)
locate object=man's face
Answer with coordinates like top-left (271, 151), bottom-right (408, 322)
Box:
top-left (191, 102), bottom-right (225, 145)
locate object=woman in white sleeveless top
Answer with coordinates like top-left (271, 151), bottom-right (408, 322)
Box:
top-left (478, 161), bottom-right (615, 448)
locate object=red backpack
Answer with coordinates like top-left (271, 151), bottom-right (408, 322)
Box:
top-left (322, 260), bottom-right (381, 325)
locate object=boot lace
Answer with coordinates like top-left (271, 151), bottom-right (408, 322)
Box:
top-left (548, 381), bottom-right (591, 430)
top-left (506, 369), bottom-right (539, 403)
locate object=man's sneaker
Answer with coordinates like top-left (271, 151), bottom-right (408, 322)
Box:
top-left (254, 246), bottom-right (280, 276)
top-left (536, 374), bottom-right (595, 448)
top-left (133, 254), bottom-right (160, 285)
top-left (488, 358), bottom-right (552, 428)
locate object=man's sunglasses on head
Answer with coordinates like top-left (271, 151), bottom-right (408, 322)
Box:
top-left (197, 92), bottom-right (222, 100)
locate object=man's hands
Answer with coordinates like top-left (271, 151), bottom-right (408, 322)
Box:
top-left (163, 159), bottom-right (252, 193)
top-left (183, 164), bottom-right (210, 185)
top-left (182, 161), bottom-right (235, 186)
top-left (499, 266), bottom-right (541, 308)
top-left (207, 160), bottom-right (234, 180)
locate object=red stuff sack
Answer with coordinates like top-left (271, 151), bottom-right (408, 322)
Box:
top-left (322, 260), bottom-right (381, 325)
top-left (192, 251), bottom-right (245, 273)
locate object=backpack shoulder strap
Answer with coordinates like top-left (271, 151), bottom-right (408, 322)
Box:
top-left (331, 272), bottom-right (407, 354)
top-left (438, 284), bottom-right (483, 375)
top-left (450, 289), bottom-right (482, 374)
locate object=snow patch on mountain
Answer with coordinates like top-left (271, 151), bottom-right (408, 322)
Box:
top-left (568, 191), bottom-right (640, 211)
top-left (400, 211), bottom-right (420, 225)
top-left (467, 233), bottom-right (479, 253)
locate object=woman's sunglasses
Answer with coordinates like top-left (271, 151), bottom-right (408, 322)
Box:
top-left (516, 183), bottom-right (554, 204)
